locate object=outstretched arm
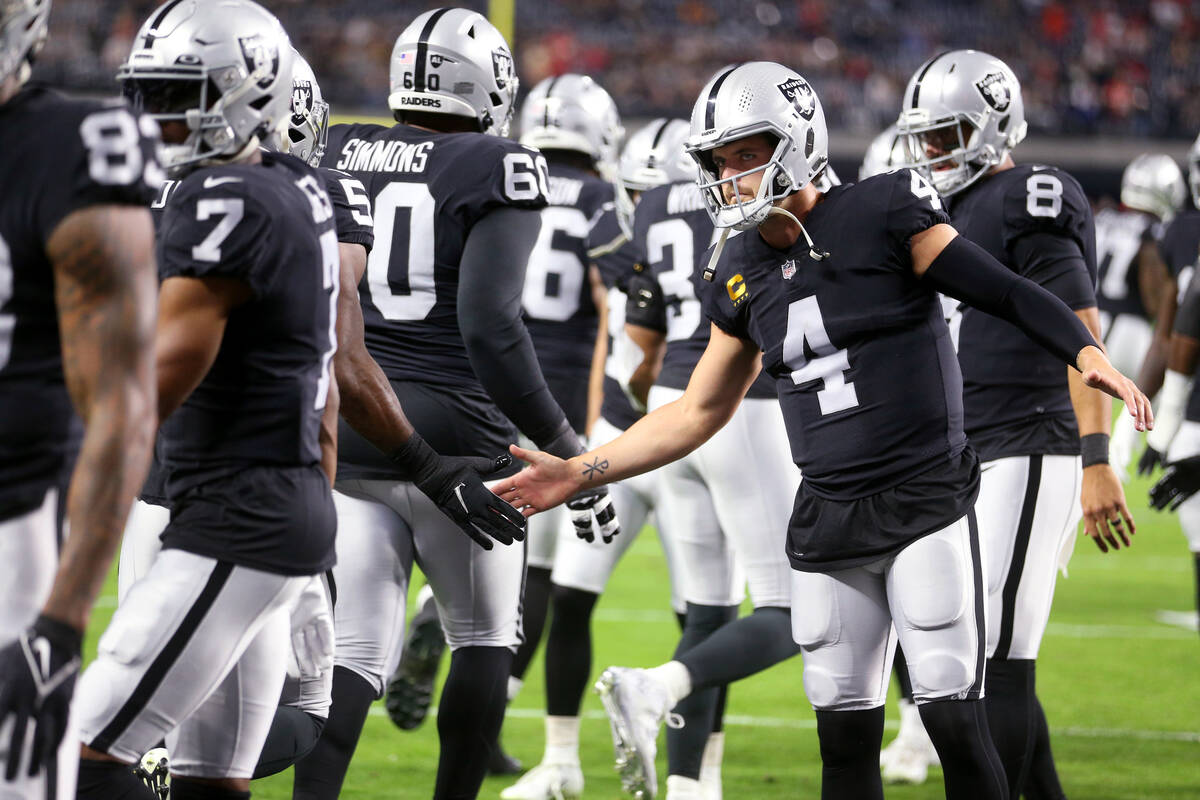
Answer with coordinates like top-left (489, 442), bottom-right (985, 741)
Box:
top-left (495, 325), bottom-right (761, 513)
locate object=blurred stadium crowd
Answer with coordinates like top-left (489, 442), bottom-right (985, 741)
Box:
top-left (33, 0), bottom-right (1200, 140)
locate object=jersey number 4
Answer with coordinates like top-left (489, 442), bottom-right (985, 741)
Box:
top-left (782, 295), bottom-right (859, 415)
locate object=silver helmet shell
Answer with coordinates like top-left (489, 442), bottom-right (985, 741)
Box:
top-left (0, 0), bottom-right (49, 86)
top-left (1188, 132), bottom-right (1200, 210)
top-left (118, 0), bottom-right (294, 175)
top-left (287, 49), bottom-right (329, 167)
top-left (896, 49), bottom-right (1027, 196)
top-left (619, 117), bottom-right (693, 192)
top-left (685, 62), bottom-right (829, 231)
top-left (1120, 153), bottom-right (1185, 222)
top-left (859, 123), bottom-right (904, 180)
top-left (388, 8), bottom-right (517, 137)
top-left (519, 73), bottom-right (623, 180)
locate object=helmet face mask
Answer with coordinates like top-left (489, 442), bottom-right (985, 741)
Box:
top-left (286, 51), bottom-right (329, 166)
top-left (0, 0), bottom-right (50, 87)
top-left (896, 50), bottom-right (1027, 197)
top-left (117, 0), bottom-right (294, 176)
top-left (685, 63), bottom-right (829, 232)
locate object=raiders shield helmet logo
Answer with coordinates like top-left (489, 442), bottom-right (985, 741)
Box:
top-left (291, 80), bottom-right (313, 126)
top-left (492, 48), bottom-right (514, 90)
top-left (239, 34), bottom-right (279, 89)
top-left (777, 77), bottom-right (816, 121)
top-left (974, 71), bottom-right (1011, 112)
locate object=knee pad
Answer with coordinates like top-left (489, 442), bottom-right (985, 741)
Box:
top-left (802, 664), bottom-right (842, 710)
top-left (895, 535), bottom-right (968, 631)
top-left (910, 649), bottom-right (975, 700)
top-left (790, 573), bottom-right (840, 648)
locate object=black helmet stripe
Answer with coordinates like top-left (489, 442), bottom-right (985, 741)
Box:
top-left (704, 65), bottom-right (738, 130)
top-left (143, 0), bottom-right (187, 48)
top-left (910, 50), bottom-right (951, 108)
top-left (415, 7), bottom-right (452, 92)
top-left (649, 118), bottom-right (671, 149)
top-left (543, 75), bottom-right (562, 128)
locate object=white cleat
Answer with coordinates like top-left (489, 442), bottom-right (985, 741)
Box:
top-left (595, 666), bottom-right (683, 799)
top-left (499, 762), bottom-right (585, 800)
top-left (881, 736), bottom-right (939, 785)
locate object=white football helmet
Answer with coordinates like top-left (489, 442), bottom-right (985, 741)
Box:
top-left (685, 62), bottom-right (829, 231)
top-left (519, 73), bottom-right (623, 179)
top-left (0, 0), bottom-right (48, 86)
top-left (287, 50), bottom-right (329, 167)
top-left (896, 49), bottom-right (1027, 196)
top-left (1120, 153), bottom-right (1185, 222)
top-left (388, 8), bottom-right (517, 137)
top-left (859, 123), bottom-right (904, 180)
top-left (612, 117), bottom-right (692, 237)
top-left (1188, 132), bottom-right (1200, 210)
top-left (118, 0), bottom-right (294, 175)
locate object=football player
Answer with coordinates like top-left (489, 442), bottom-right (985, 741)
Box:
top-left (496, 61), bottom-right (1151, 800)
top-left (292, 10), bottom-right (616, 800)
top-left (0, 0), bottom-right (160, 794)
top-left (500, 119), bottom-right (692, 800)
top-left (607, 114), bottom-right (804, 800)
top-left (859, 124), bottom-right (904, 181)
top-left (897, 49), bottom-right (1136, 799)
top-left (1094, 154), bottom-right (1185, 378)
top-left (71, 3), bottom-right (341, 799)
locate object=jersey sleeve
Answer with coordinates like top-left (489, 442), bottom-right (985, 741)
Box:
top-left (884, 169), bottom-right (952, 257)
top-left (1157, 213), bottom-right (1200, 277)
top-left (156, 175), bottom-right (274, 298)
top-left (37, 100), bottom-right (164, 241)
top-left (479, 142), bottom-right (551, 212)
top-left (699, 244), bottom-right (752, 340)
top-left (321, 168), bottom-right (375, 251)
top-left (589, 205), bottom-right (639, 288)
top-left (999, 167), bottom-right (1093, 257)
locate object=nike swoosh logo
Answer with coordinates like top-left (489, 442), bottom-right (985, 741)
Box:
top-left (203, 175), bottom-right (243, 188)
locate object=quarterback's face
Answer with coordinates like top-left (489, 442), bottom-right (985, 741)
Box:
top-left (711, 134), bottom-right (775, 202)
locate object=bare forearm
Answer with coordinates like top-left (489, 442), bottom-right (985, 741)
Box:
top-left (1070, 308), bottom-right (1112, 435)
top-left (626, 324), bottom-right (666, 409)
top-left (334, 348), bottom-right (415, 452)
top-left (319, 378), bottom-right (340, 486)
top-left (1137, 287), bottom-right (1178, 395)
top-left (1167, 333), bottom-right (1200, 377)
top-left (586, 289), bottom-right (608, 435)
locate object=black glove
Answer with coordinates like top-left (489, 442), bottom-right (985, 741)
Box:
top-left (391, 433), bottom-right (526, 550)
top-left (1149, 455), bottom-right (1200, 511)
top-left (566, 486), bottom-right (621, 544)
top-left (0, 615), bottom-right (81, 780)
top-left (624, 266), bottom-right (668, 333)
top-left (1137, 444), bottom-right (1167, 477)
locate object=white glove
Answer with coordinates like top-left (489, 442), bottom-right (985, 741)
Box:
top-left (1109, 410), bottom-right (1140, 482)
top-left (287, 575), bottom-right (335, 681)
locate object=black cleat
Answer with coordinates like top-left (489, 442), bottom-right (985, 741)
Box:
top-left (385, 589), bottom-right (447, 730)
top-left (488, 737), bottom-right (523, 776)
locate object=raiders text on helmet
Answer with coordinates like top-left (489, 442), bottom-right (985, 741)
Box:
top-left (519, 73), bottom-right (624, 180)
top-left (1120, 153), bottom-right (1185, 222)
top-left (896, 49), bottom-right (1028, 196)
top-left (685, 62), bottom-right (829, 231)
top-left (388, 8), bottom-right (518, 137)
top-left (117, 0), bottom-right (294, 175)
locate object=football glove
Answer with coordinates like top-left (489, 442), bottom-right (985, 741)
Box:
top-left (566, 486), bottom-right (621, 544)
top-left (1149, 455), bottom-right (1200, 511)
top-left (0, 615), bottom-right (81, 780)
top-left (624, 266), bottom-right (668, 334)
top-left (288, 576), bottom-right (335, 681)
top-left (1137, 444), bottom-right (1167, 477)
top-left (391, 433), bottom-right (526, 550)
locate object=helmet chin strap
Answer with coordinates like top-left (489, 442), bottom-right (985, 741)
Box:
top-left (702, 204), bottom-right (828, 282)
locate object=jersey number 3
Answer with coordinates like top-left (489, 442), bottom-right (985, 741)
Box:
top-left (782, 295), bottom-right (859, 415)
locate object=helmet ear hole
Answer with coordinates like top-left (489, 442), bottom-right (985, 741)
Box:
top-left (248, 95), bottom-right (271, 110)
top-left (998, 115), bottom-right (1009, 133)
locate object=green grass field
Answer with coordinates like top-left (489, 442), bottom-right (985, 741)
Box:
top-left (85, 473), bottom-right (1199, 799)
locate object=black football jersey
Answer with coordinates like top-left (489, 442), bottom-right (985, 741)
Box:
top-left (702, 169), bottom-right (964, 499)
top-left (0, 87), bottom-right (161, 520)
top-left (590, 206), bottom-right (643, 431)
top-left (156, 151), bottom-right (337, 495)
top-left (1094, 207), bottom-right (1155, 321)
top-left (522, 163), bottom-right (612, 430)
top-left (949, 164), bottom-right (1097, 461)
top-left (634, 181), bottom-right (775, 400)
top-left (322, 122), bottom-right (548, 470)
top-left (1157, 207), bottom-right (1200, 282)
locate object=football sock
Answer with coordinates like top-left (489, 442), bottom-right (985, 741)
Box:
top-left (292, 665), bottom-right (376, 800)
top-left (666, 603), bottom-right (737, 779)
top-left (814, 707), bottom-right (885, 800)
top-left (919, 698), bottom-right (1007, 800)
top-left (170, 779), bottom-right (250, 800)
top-left (511, 566), bottom-right (552, 681)
top-left (542, 714), bottom-right (581, 764)
top-left (677, 605), bottom-right (800, 690)
top-left (1022, 695), bottom-right (1067, 800)
top-left (434, 645), bottom-right (511, 800)
top-left (699, 731), bottom-right (725, 795)
top-left (984, 657), bottom-right (1036, 796)
top-left (893, 642), bottom-right (915, 701)
top-left (76, 758), bottom-right (158, 800)
top-left (252, 706), bottom-right (326, 779)
top-left (544, 584), bottom-right (599, 716)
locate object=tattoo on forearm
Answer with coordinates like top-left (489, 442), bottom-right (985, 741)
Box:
top-left (581, 456), bottom-right (609, 481)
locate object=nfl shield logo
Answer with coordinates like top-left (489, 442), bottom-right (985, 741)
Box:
top-left (781, 259), bottom-right (797, 280)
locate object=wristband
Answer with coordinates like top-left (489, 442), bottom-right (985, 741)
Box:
top-left (33, 614), bottom-right (84, 652)
top-left (1080, 433), bottom-right (1110, 468)
top-left (387, 432), bottom-right (438, 486)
